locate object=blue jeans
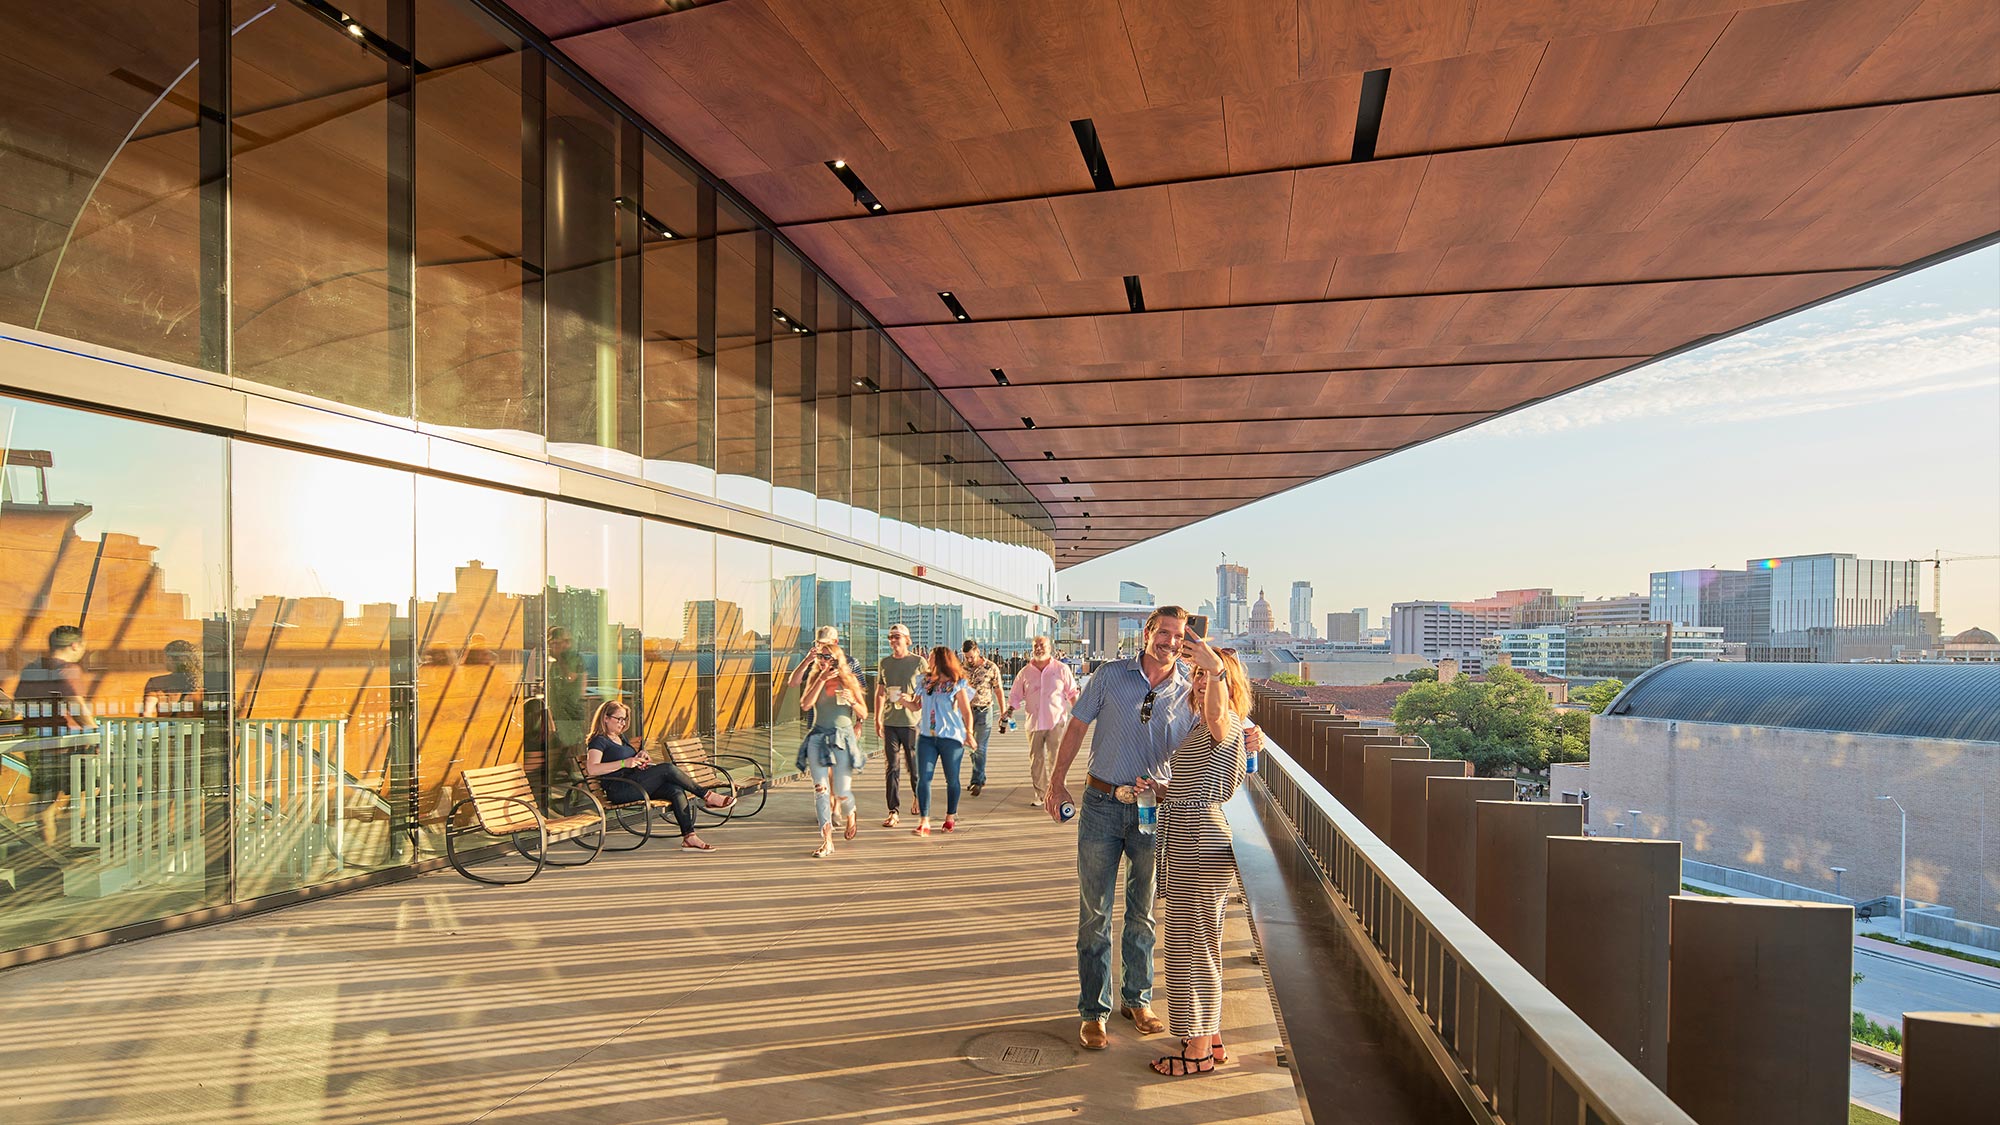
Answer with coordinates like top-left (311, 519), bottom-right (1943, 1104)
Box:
top-left (968, 707), bottom-right (992, 787)
top-left (1076, 785), bottom-right (1156, 1020)
top-left (809, 759), bottom-right (853, 831)
top-left (915, 735), bottom-right (964, 818)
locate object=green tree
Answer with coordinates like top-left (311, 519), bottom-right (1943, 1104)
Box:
top-left (1392, 667), bottom-right (1554, 776)
top-left (1574, 678), bottom-right (1625, 714)
top-left (1270, 672), bottom-right (1316, 687)
top-left (1382, 666), bottom-right (1438, 683)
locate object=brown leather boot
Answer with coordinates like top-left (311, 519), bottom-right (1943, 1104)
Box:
top-left (1079, 1019), bottom-right (1109, 1050)
top-left (1121, 1005), bottom-right (1166, 1035)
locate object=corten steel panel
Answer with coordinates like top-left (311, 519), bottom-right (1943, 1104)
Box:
top-left (1308, 715), bottom-right (1363, 787)
top-left (1472, 800), bottom-right (1582, 980)
top-left (1360, 743), bottom-right (1429, 841)
top-left (1545, 836), bottom-right (1680, 1089)
top-left (1337, 731), bottom-right (1399, 810)
top-left (1901, 1012), bottom-right (2000, 1125)
top-left (1388, 758), bottom-right (1470, 871)
top-left (1666, 898), bottom-right (1852, 1125)
top-left (1423, 776), bottom-right (1515, 916)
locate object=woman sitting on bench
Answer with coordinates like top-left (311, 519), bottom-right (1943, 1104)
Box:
top-left (585, 701), bottom-right (734, 851)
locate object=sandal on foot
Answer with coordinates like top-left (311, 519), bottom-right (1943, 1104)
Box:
top-left (809, 841), bottom-right (834, 859)
top-left (942, 817), bottom-right (956, 833)
top-left (843, 803), bottom-right (859, 840)
top-left (705, 792), bottom-right (737, 810)
top-left (911, 824), bottom-right (931, 837)
top-left (682, 837), bottom-right (716, 851)
top-left (1183, 1037), bottom-right (1227, 1065)
top-left (881, 812), bottom-right (900, 828)
top-left (1149, 1051), bottom-right (1215, 1077)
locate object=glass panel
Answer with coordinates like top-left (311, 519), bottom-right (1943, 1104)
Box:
top-left (814, 283), bottom-right (852, 536)
top-left (844, 566), bottom-right (880, 760)
top-left (715, 200), bottom-right (769, 510)
top-left (849, 329), bottom-right (880, 545)
top-left (545, 73), bottom-right (639, 467)
top-left (230, 443), bottom-right (414, 898)
top-left (545, 501), bottom-right (641, 785)
top-left (414, 0), bottom-right (540, 450)
top-left (641, 521), bottom-right (713, 744)
top-left (0, 397), bottom-right (228, 952)
top-left (640, 142), bottom-right (712, 493)
top-left (4, 3), bottom-right (204, 368)
top-left (713, 536), bottom-right (769, 767)
top-left (231, 0), bottom-right (401, 414)
top-left (413, 476), bottom-right (541, 856)
top-left (771, 547), bottom-right (815, 767)
top-left (772, 246), bottom-right (814, 524)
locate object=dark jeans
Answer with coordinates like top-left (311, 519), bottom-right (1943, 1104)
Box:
top-left (968, 707), bottom-right (992, 787)
top-left (916, 735), bottom-right (965, 818)
top-left (602, 762), bottom-right (708, 836)
top-left (882, 725), bottom-right (918, 813)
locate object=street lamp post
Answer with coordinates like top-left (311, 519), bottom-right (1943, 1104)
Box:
top-left (1626, 810), bottom-right (1644, 839)
top-left (1830, 866), bottom-right (1846, 899)
top-left (1876, 796), bottom-right (1907, 937)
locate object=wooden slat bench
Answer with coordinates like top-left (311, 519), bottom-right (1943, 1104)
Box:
top-left (446, 763), bottom-right (605, 885)
top-left (570, 748), bottom-right (689, 848)
top-left (662, 737), bottom-right (769, 820)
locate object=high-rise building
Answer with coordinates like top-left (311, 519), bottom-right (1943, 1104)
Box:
top-left (1573, 594), bottom-right (1650, 626)
top-left (1217, 562), bottom-right (1249, 634)
top-left (1289, 581), bottom-right (1314, 638)
top-left (1567, 623), bottom-right (1725, 677)
top-left (1391, 601), bottom-right (1508, 672)
top-left (1118, 581), bottom-right (1154, 606)
top-left (1744, 554), bottom-right (1926, 661)
top-left (1325, 610), bottom-right (1364, 643)
top-left (1480, 625), bottom-right (1569, 677)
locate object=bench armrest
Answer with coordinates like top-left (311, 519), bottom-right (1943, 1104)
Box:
top-left (547, 783), bottom-right (607, 822)
top-left (710, 754), bottom-right (768, 781)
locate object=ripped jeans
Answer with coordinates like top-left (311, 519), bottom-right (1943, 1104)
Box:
top-left (810, 758), bottom-right (854, 830)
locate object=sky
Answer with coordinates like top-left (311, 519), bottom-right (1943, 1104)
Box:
top-left (1060, 245), bottom-right (2000, 637)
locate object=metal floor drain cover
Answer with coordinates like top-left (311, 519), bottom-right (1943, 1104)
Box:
top-left (963, 1030), bottom-right (1077, 1076)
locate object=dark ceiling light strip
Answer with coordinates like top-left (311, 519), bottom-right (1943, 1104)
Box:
top-left (615, 196), bottom-right (682, 240)
top-left (1020, 416), bottom-right (1037, 429)
top-left (934, 355), bottom-right (1651, 390)
top-left (854, 375), bottom-right (880, 392)
top-left (770, 307), bottom-right (811, 335)
top-left (1070, 118), bottom-right (1116, 190)
top-left (938, 291), bottom-right (971, 322)
top-left (1059, 475), bottom-right (1070, 483)
top-left (825, 159), bottom-right (886, 214)
top-left (1000, 410), bottom-right (1490, 435)
top-left (991, 367), bottom-right (1011, 386)
top-left (1352, 69), bottom-right (1392, 161)
top-left (1123, 275), bottom-right (1145, 313)
top-left (1042, 450), bottom-right (1055, 460)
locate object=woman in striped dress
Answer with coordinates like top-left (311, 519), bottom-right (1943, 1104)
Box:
top-left (1142, 639), bottom-right (1249, 1077)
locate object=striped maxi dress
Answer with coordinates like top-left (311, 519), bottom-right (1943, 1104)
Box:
top-left (1157, 709), bottom-right (1246, 1039)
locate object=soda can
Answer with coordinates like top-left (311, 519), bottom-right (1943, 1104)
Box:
top-left (1059, 802), bottom-right (1077, 822)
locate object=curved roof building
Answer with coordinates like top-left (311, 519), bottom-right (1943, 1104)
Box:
top-left (1607, 659), bottom-right (2000, 743)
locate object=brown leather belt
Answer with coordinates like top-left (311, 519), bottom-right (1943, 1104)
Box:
top-left (1087, 775), bottom-right (1136, 803)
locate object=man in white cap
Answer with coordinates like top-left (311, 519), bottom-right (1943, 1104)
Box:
top-left (872, 623), bottom-right (924, 826)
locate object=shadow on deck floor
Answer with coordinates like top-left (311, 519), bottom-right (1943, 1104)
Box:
top-left (0, 733), bottom-right (1304, 1124)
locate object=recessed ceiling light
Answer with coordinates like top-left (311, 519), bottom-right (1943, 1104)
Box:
top-left (832, 158), bottom-right (847, 169)
top-left (1020, 416), bottom-right (1037, 430)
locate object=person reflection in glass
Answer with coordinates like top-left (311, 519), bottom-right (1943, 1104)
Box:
top-left (141, 639), bottom-right (203, 718)
top-left (10, 625), bottom-right (96, 846)
top-left (547, 626), bottom-right (587, 776)
top-left (583, 700), bottom-right (733, 851)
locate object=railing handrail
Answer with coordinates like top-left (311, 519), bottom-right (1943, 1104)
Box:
top-left (1253, 711), bottom-right (1695, 1123)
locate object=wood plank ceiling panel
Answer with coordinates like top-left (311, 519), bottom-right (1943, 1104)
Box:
top-left (519, 0), bottom-right (2000, 564)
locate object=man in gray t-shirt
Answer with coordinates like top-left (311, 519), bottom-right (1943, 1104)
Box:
top-left (873, 623), bottom-right (924, 826)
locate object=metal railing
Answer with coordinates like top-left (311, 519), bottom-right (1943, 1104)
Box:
top-left (1250, 693), bottom-right (1695, 1125)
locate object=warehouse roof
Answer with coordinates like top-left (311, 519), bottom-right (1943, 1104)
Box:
top-left (1605, 660), bottom-right (2000, 743)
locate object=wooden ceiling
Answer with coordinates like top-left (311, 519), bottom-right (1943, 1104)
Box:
top-left (514, 0), bottom-right (2000, 566)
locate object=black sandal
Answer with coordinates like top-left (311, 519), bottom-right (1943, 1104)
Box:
top-left (1182, 1036), bottom-right (1227, 1065)
top-left (1149, 1050), bottom-right (1215, 1077)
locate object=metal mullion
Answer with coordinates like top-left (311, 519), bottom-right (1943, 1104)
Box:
top-left (198, 0), bottom-right (231, 373)
top-left (619, 117), bottom-right (643, 454)
top-left (388, 0), bottom-right (416, 417)
top-left (755, 229), bottom-right (774, 481)
top-left (695, 180), bottom-right (717, 467)
top-left (521, 49), bottom-right (546, 437)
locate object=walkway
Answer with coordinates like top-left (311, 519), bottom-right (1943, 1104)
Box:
top-left (0, 731), bottom-right (1304, 1124)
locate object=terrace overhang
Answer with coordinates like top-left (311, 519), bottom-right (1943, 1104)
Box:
top-left (516, 0), bottom-right (2000, 566)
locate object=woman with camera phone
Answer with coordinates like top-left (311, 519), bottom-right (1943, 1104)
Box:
top-left (797, 626), bottom-right (869, 858)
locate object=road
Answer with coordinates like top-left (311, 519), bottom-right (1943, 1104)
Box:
top-left (1852, 946), bottom-right (2000, 1029)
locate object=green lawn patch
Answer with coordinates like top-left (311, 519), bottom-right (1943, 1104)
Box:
top-left (1848, 1103), bottom-right (1896, 1125)
top-left (1866, 933), bottom-right (2000, 971)
top-left (1680, 883), bottom-right (1730, 897)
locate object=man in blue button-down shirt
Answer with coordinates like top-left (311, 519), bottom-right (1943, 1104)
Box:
top-left (1047, 605), bottom-right (1196, 1050)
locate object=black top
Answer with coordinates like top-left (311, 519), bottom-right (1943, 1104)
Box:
top-left (588, 732), bottom-right (638, 765)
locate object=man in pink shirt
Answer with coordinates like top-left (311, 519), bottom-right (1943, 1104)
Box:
top-left (1004, 634), bottom-right (1079, 807)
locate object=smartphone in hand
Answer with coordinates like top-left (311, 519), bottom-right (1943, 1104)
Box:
top-left (1187, 614), bottom-right (1208, 639)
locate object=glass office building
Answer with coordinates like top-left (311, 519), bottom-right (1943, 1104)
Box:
top-left (0, 0), bottom-right (1055, 964)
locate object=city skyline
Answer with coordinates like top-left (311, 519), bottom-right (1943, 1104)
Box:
top-left (1061, 246), bottom-right (2000, 638)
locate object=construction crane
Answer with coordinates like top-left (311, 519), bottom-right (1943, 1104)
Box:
top-left (1918, 551), bottom-right (2000, 626)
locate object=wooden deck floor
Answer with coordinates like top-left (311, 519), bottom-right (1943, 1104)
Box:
top-left (0, 731), bottom-right (1304, 1124)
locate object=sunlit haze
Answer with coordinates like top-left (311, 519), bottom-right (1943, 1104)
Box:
top-left (1061, 246), bottom-right (2000, 637)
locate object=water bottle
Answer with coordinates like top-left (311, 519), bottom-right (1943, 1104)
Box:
top-left (1243, 721), bottom-right (1259, 775)
top-left (1059, 801), bottom-right (1076, 822)
top-left (1136, 776), bottom-right (1158, 835)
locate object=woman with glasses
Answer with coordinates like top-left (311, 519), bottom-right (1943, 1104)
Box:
top-left (910, 646), bottom-right (978, 836)
top-left (1139, 639), bottom-right (1248, 1077)
top-left (798, 626), bottom-right (868, 858)
top-left (584, 700), bottom-right (734, 851)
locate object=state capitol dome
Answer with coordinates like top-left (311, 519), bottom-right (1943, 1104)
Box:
top-left (1249, 589), bottom-right (1275, 634)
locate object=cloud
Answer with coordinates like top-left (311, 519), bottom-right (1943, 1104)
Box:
top-left (1479, 307), bottom-right (2000, 439)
